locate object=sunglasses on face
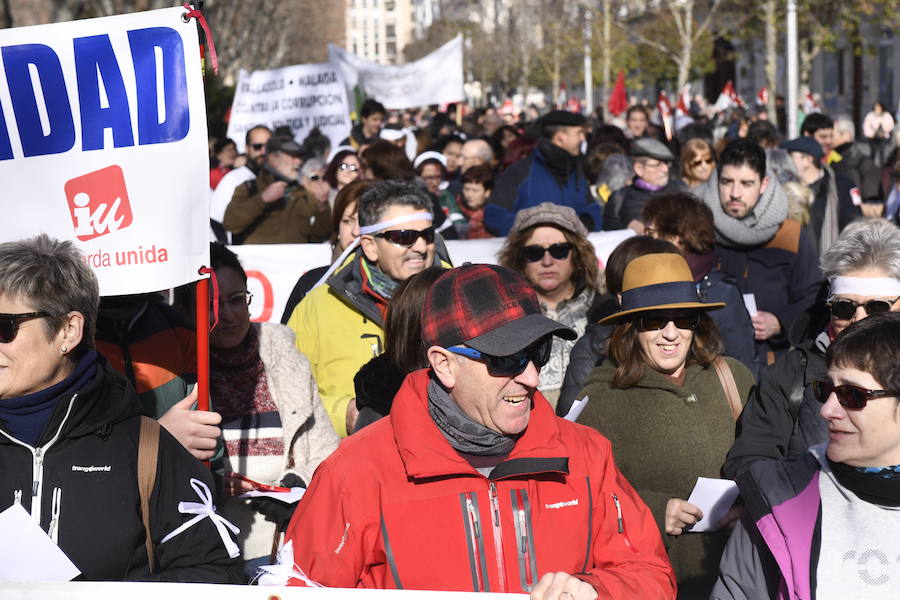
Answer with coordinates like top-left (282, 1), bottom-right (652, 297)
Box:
top-left (636, 313), bottom-right (700, 331)
top-left (828, 297), bottom-right (898, 320)
top-left (690, 158), bottom-right (714, 168)
top-left (0, 312), bottom-right (50, 344)
top-left (522, 243), bottom-right (573, 263)
top-left (339, 162), bottom-right (360, 172)
top-left (447, 337), bottom-right (552, 377)
top-left (249, 143), bottom-right (265, 151)
top-left (811, 379), bottom-right (898, 410)
top-left (374, 226), bottom-right (435, 247)
top-left (307, 174), bottom-right (322, 182)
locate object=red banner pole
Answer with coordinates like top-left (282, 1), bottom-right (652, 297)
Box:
top-left (195, 277), bottom-right (210, 413)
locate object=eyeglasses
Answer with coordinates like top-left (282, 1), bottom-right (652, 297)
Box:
top-left (447, 337), bottom-right (552, 377)
top-left (522, 243), bottom-right (573, 263)
top-left (249, 143), bottom-right (265, 151)
top-left (218, 291), bottom-right (252, 312)
top-left (339, 162), bottom-right (360, 172)
top-left (690, 157), bottom-right (714, 168)
top-left (374, 227), bottom-right (435, 247)
top-left (827, 297), bottom-right (899, 320)
top-left (636, 313), bottom-right (700, 331)
top-left (638, 159), bottom-right (670, 169)
top-left (811, 380), bottom-right (898, 410)
top-left (0, 312), bottom-right (50, 343)
top-left (307, 174), bottom-right (322, 182)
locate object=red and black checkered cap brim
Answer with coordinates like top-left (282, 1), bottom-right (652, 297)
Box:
top-left (422, 264), bottom-right (576, 354)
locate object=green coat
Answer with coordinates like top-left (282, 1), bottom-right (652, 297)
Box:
top-left (577, 357), bottom-right (754, 597)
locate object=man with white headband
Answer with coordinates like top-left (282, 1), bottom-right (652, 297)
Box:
top-left (286, 180), bottom-right (448, 436)
top-left (723, 218), bottom-right (900, 479)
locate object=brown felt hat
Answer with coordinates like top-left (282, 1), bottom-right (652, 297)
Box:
top-left (598, 253), bottom-right (725, 324)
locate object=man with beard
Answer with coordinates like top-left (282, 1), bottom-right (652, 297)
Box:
top-left (484, 110), bottom-right (602, 235)
top-left (223, 134), bottom-right (330, 244)
top-left (697, 139), bottom-right (821, 366)
top-left (285, 181), bottom-right (450, 436)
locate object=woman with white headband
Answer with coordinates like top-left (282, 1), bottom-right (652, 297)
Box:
top-left (723, 218), bottom-right (900, 479)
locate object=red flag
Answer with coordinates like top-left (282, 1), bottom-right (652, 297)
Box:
top-left (657, 91), bottom-right (673, 141)
top-left (608, 70), bottom-right (628, 117)
top-left (756, 87), bottom-right (769, 107)
top-left (676, 84), bottom-right (691, 117)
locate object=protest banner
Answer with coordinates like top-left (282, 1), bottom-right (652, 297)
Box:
top-left (233, 230), bottom-right (634, 324)
top-left (329, 36), bottom-right (464, 110)
top-left (0, 581), bottom-right (526, 600)
top-left (0, 7), bottom-right (210, 297)
top-left (226, 62), bottom-right (352, 153)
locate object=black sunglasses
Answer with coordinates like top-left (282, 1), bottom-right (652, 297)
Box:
top-left (249, 143), bottom-right (265, 151)
top-left (828, 297), bottom-right (898, 320)
top-left (374, 227), bottom-right (435, 247)
top-left (522, 243), bottom-right (573, 263)
top-left (636, 313), bottom-right (700, 331)
top-left (0, 312), bottom-right (50, 343)
top-left (811, 379), bottom-right (898, 410)
top-left (447, 337), bottom-right (552, 377)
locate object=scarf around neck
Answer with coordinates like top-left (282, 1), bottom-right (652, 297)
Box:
top-left (829, 458), bottom-right (900, 507)
top-left (427, 376), bottom-right (518, 456)
top-left (699, 170), bottom-right (789, 248)
top-left (209, 323), bottom-right (271, 422)
top-left (360, 255), bottom-right (399, 300)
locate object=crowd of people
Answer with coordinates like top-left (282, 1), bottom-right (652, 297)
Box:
top-left (3, 93), bottom-right (900, 600)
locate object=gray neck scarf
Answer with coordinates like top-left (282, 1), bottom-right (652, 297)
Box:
top-left (427, 377), bottom-right (517, 456)
top-left (699, 170), bottom-right (789, 248)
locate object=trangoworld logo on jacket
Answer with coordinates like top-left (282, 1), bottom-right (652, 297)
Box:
top-left (71, 464), bottom-right (112, 472)
top-left (544, 499), bottom-right (578, 509)
top-left (64, 165), bottom-right (133, 241)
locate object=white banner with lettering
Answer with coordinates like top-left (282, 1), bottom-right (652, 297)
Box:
top-left (0, 7), bottom-right (210, 296)
top-left (0, 582), bottom-right (524, 600)
top-left (226, 62), bottom-right (352, 154)
top-left (328, 36), bottom-right (464, 110)
top-left (233, 230), bottom-right (634, 324)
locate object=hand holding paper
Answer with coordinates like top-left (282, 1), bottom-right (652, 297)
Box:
top-left (685, 477), bottom-right (740, 532)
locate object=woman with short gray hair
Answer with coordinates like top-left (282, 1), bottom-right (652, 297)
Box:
top-left (723, 218), bottom-right (900, 479)
top-left (0, 234), bottom-right (242, 582)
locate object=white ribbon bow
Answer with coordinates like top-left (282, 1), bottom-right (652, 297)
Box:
top-left (160, 478), bottom-right (241, 558)
top-left (254, 540), bottom-right (323, 587)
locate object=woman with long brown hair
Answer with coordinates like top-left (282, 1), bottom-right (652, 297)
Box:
top-left (497, 202), bottom-right (601, 405)
top-left (578, 252), bottom-right (755, 599)
top-left (679, 138), bottom-right (716, 189)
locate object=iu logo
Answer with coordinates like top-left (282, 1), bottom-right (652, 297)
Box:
top-left (64, 165), bottom-right (133, 241)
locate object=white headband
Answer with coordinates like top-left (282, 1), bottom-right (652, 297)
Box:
top-left (379, 128), bottom-right (407, 141)
top-left (414, 151), bottom-right (447, 169)
top-left (358, 211), bottom-right (433, 235)
top-left (830, 276), bottom-right (900, 297)
top-left (313, 211), bottom-right (434, 290)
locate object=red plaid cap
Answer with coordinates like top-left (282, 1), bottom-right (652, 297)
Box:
top-left (422, 264), bottom-right (575, 355)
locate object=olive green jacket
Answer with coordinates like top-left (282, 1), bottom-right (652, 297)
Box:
top-left (577, 357), bottom-right (755, 596)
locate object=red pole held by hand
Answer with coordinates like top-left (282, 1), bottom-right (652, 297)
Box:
top-left (195, 277), bottom-right (210, 413)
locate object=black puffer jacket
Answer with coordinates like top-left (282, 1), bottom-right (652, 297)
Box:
top-left (720, 307), bottom-right (830, 480)
top-left (0, 357), bottom-right (242, 582)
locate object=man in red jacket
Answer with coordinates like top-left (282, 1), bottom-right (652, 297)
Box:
top-left (279, 264), bottom-right (675, 599)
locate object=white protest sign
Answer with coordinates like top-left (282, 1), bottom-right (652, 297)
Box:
top-left (0, 7), bottom-right (210, 296)
top-left (226, 63), bottom-right (351, 154)
top-left (232, 230), bottom-right (634, 324)
top-left (329, 36), bottom-right (464, 110)
top-left (0, 581), bottom-right (525, 600)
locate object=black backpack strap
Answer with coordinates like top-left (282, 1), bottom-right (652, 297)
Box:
top-left (788, 349), bottom-right (808, 420)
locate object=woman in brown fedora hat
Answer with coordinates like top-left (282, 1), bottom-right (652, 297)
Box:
top-left (577, 252), bottom-right (755, 599)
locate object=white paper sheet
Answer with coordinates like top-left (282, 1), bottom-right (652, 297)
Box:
top-left (742, 293), bottom-right (758, 317)
top-left (686, 477), bottom-right (740, 532)
top-left (0, 503), bottom-right (80, 582)
top-left (238, 487), bottom-right (306, 504)
top-left (563, 395), bottom-right (589, 422)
